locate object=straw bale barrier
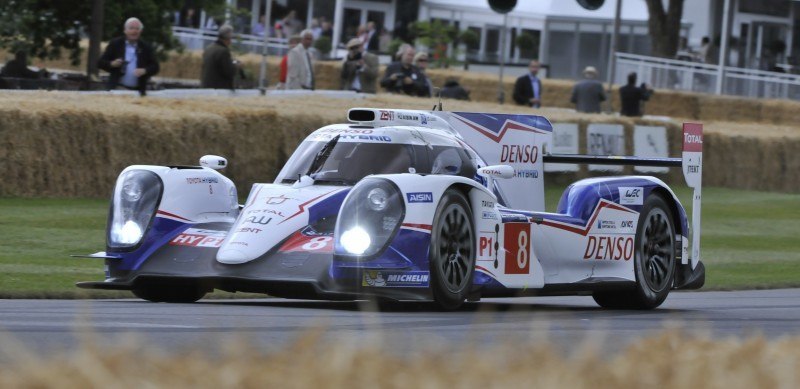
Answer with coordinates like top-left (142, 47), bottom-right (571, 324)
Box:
top-left (0, 329), bottom-right (798, 387)
top-left (0, 92), bottom-right (799, 198)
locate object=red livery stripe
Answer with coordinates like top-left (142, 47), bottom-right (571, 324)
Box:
top-left (402, 223), bottom-right (432, 231)
top-left (157, 210), bottom-right (192, 222)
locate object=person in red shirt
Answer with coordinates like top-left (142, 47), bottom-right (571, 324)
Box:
top-left (277, 35), bottom-right (301, 89)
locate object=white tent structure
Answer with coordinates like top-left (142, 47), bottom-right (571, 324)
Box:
top-left (420, 0), bottom-right (689, 80)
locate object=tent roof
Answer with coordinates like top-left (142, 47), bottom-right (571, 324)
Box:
top-left (422, 0), bottom-right (651, 21)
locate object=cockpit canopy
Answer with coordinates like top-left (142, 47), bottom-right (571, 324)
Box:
top-left (276, 126), bottom-right (481, 185)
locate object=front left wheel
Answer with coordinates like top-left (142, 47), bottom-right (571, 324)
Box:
top-left (429, 189), bottom-right (476, 311)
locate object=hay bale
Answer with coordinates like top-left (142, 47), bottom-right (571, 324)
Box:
top-left (1, 92), bottom-right (799, 197)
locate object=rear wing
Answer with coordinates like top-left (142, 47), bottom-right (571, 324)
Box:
top-left (544, 123), bottom-right (703, 268)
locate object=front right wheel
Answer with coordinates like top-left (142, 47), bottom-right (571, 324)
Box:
top-left (429, 189), bottom-right (475, 311)
top-left (593, 193), bottom-right (676, 309)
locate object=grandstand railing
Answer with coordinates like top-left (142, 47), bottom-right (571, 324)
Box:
top-left (171, 27), bottom-right (290, 56)
top-left (615, 52), bottom-right (800, 100)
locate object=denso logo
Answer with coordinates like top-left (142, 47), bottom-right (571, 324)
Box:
top-left (407, 192), bottom-right (433, 203)
top-left (583, 236), bottom-right (634, 261)
top-left (500, 144), bottom-right (538, 164)
top-left (237, 227), bottom-right (262, 234)
top-left (380, 110), bottom-right (394, 120)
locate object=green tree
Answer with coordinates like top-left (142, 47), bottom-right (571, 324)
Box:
top-left (0, 0), bottom-right (224, 65)
top-left (410, 20), bottom-right (457, 68)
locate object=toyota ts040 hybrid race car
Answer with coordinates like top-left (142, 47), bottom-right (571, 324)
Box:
top-left (76, 108), bottom-right (705, 310)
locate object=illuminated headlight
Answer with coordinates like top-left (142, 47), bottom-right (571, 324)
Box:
top-left (335, 179), bottom-right (404, 258)
top-left (107, 170), bottom-right (163, 250)
top-left (340, 227), bottom-right (372, 255)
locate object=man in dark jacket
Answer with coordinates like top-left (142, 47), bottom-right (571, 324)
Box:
top-left (513, 60), bottom-right (543, 108)
top-left (619, 72), bottom-right (653, 117)
top-left (380, 45), bottom-right (428, 96)
top-left (1, 51), bottom-right (43, 79)
top-left (97, 17), bottom-right (160, 96)
top-left (201, 24), bottom-right (239, 90)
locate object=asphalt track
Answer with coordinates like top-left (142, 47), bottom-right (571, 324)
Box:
top-left (0, 288), bottom-right (798, 358)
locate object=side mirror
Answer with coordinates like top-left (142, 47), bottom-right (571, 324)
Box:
top-left (477, 165), bottom-right (514, 195)
top-left (478, 165), bottom-right (515, 179)
top-left (200, 155), bottom-right (227, 170)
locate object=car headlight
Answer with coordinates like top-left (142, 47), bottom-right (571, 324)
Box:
top-left (107, 170), bottom-right (163, 250)
top-left (335, 178), bottom-right (404, 258)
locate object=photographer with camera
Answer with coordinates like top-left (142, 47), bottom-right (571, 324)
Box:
top-left (201, 24), bottom-right (240, 90)
top-left (98, 17), bottom-right (159, 96)
top-left (380, 45), bottom-right (428, 97)
top-left (341, 38), bottom-right (378, 94)
top-left (619, 72), bottom-right (653, 117)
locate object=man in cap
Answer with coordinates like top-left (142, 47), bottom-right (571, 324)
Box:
top-left (98, 17), bottom-right (160, 96)
top-left (201, 24), bottom-right (240, 89)
top-left (570, 66), bottom-right (606, 113)
top-left (341, 38), bottom-right (379, 94)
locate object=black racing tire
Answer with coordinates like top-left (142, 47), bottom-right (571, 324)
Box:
top-left (429, 189), bottom-right (476, 311)
top-left (132, 285), bottom-right (207, 303)
top-left (593, 193), bottom-right (676, 310)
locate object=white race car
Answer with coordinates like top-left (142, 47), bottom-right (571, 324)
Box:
top-left (77, 108), bottom-right (705, 310)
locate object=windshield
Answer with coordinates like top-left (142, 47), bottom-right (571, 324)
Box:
top-left (278, 141), bottom-right (427, 185)
top-left (277, 140), bottom-right (479, 185)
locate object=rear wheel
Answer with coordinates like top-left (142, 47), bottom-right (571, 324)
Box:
top-left (132, 284), bottom-right (207, 303)
top-left (429, 189), bottom-right (475, 311)
top-left (593, 194), bottom-right (676, 309)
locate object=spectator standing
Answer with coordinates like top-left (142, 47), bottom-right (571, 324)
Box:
top-left (310, 18), bottom-right (322, 40)
top-left (341, 38), bottom-right (378, 94)
top-left (619, 72), bottom-right (653, 117)
top-left (512, 60), bottom-right (543, 108)
top-left (1, 51), bottom-right (43, 79)
top-left (278, 35), bottom-right (302, 89)
top-left (380, 45), bottom-right (428, 96)
top-left (364, 21), bottom-right (380, 53)
top-left (286, 29), bottom-right (315, 90)
top-left (253, 15), bottom-right (266, 36)
top-left (570, 66), bottom-right (606, 113)
top-left (697, 36), bottom-right (710, 63)
top-left (201, 25), bottom-right (239, 90)
top-left (321, 20), bottom-right (333, 39)
top-left (98, 17), bottom-right (160, 96)
top-left (413, 51), bottom-right (433, 97)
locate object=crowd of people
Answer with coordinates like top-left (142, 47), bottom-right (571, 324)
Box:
top-left (2, 12), bottom-right (665, 115)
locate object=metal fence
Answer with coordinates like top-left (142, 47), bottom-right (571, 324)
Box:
top-left (172, 27), bottom-right (290, 56)
top-left (615, 52), bottom-right (800, 100)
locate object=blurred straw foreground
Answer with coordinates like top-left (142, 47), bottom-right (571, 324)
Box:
top-left (0, 328), bottom-right (797, 388)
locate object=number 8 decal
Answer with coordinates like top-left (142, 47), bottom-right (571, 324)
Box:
top-left (517, 230), bottom-right (528, 269)
top-left (504, 223), bottom-right (531, 274)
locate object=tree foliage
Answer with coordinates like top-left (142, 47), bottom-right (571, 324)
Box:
top-left (0, 0), bottom-right (224, 65)
top-left (410, 20), bottom-right (457, 68)
top-left (645, 0), bottom-right (684, 58)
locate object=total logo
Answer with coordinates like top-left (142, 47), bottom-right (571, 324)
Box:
top-left (684, 133), bottom-right (703, 145)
